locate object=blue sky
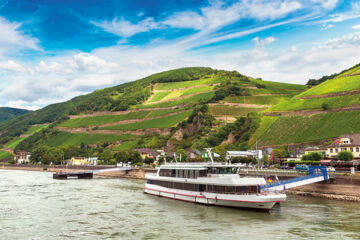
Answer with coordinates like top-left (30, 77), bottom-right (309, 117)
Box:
top-left (1, 0), bottom-right (360, 110)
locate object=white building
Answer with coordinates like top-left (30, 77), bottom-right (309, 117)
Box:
top-left (226, 150), bottom-right (263, 160)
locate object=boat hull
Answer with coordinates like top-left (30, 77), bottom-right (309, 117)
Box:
top-left (144, 183), bottom-right (286, 210)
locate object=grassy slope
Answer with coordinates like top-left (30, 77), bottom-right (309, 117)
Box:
top-left (134, 92), bottom-right (215, 109)
top-left (209, 105), bottom-right (266, 116)
top-left (155, 76), bottom-right (223, 90)
top-left (4, 137), bottom-right (27, 148)
top-left (257, 111), bottom-right (360, 146)
top-left (226, 95), bottom-right (291, 105)
top-left (297, 74), bottom-right (360, 97)
top-left (45, 132), bottom-right (138, 147)
top-left (113, 140), bottom-right (139, 150)
top-left (267, 93), bottom-right (360, 112)
top-left (0, 151), bottom-right (12, 160)
top-left (101, 111), bottom-right (192, 130)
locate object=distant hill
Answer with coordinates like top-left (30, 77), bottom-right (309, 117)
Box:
top-left (254, 63), bottom-right (360, 147)
top-left (0, 67), bottom-right (307, 154)
top-left (0, 107), bottom-right (30, 122)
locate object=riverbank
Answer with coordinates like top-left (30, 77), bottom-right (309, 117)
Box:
top-left (0, 164), bottom-right (152, 179)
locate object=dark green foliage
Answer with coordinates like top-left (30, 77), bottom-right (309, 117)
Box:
top-left (211, 84), bottom-right (251, 102)
top-left (141, 67), bottom-right (217, 83)
top-left (321, 103), bottom-right (329, 110)
top-left (206, 113), bottom-right (261, 148)
top-left (301, 152), bottom-right (323, 161)
top-left (114, 150), bottom-right (142, 164)
top-left (0, 107), bottom-right (30, 122)
top-left (255, 83), bottom-right (266, 89)
top-left (337, 150), bottom-right (354, 161)
top-left (306, 62), bottom-right (360, 86)
top-left (307, 74), bottom-right (337, 86)
top-left (230, 156), bottom-right (257, 164)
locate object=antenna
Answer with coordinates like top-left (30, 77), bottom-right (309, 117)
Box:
top-left (204, 148), bottom-right (214, 165)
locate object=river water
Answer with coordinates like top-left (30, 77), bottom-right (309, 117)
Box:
top-left (1, 169), bottom-right (360, 240)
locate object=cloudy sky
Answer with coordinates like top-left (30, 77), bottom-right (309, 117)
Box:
top-left (1, 0), bottom-right (360, 110)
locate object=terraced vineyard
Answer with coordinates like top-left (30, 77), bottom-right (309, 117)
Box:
top-left (254, 64), bottom-right (360, 147)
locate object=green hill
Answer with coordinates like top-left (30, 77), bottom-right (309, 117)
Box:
top-left (0, 107), bottom-right (30, 122)
top-left (254, 63), bottom-right (360, 147)
top-left (0, 67), bottom-right (307, 158)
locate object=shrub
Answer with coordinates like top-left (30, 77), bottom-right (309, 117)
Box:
top-left (337, 150), bottom-right (354, 161)
top-left (301, 152), bottom-right (323, 161)
top-left (321, 103), bottom-right (329, 110)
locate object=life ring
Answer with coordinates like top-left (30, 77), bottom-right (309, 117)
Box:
top-left (208, 174), bottom-right (212, 178)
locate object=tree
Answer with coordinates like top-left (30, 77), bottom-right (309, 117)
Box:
top-left (99, 149), bottom-right (113, 164)
top-left (176, 149), bottom-right (188, 162)
top-left (30, 146), bottom-right (49, 163)
top-left (302, 152), bottom-right (323, 161)
top-left (337, 151), bottom-right (354, 161)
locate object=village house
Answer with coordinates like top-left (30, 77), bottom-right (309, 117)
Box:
top-left (15, 151), bottom-right (31, 164)
top-left (326, 134), bottom-right (360, 159)
top-left (65, 156), bottom-right (99, 166)
top-left (303, 134), bottom-right (360, 159)
top-left (134, 148), bottom-right (159, 160)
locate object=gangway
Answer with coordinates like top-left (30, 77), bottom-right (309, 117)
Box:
top-left (259, 166), bottom-right (329, 192)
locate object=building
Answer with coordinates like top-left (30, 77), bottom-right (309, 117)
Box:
top-left (326, 134), bottom-right (360, 158)
top-left (67, 157), bottom-right (87, 166)
top-left (15, 151), bottom-right (31, 164)
top-left (187, 149), bottom-right (202, 159)
top-left (304, 146), bottom-right (327, 157)
top-left (225, 150), bottom-right (263, 160)
top-left (65, 157), bottom-right (99, 166)
top-left (134, 148), bottom-right (159, 160)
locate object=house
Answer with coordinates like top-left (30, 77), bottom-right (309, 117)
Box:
top-left (325, 134), bottom-right (360, 158)
top-left (134, 148), bottom-right (159, 160)
top-left (188, 149), bottom-right (202, 159)
top-left (15, 151), bottom-right (31, 164)
top-left (67, 157), bottom-right (87, 166)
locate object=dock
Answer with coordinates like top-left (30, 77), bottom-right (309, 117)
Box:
top-left (53, 167), bottom-right (132, 179)
top-left (53, 172), bottom-right (93, 179)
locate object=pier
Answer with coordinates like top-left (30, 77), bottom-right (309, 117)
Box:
top-left (53, 167), bottom-right (132, 179)
top-left (53, 172), bottom-right (93, 179)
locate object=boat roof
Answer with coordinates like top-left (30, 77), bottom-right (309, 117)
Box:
top-left (159, 162), bottom-right (245, 169)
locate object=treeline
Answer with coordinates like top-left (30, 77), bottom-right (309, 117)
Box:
top-left (307, 62), bottom-right (360, 86)
top-left (28, 144), bottom-right (143, 165)
top-left (0, 107), bottom-right (30, 123)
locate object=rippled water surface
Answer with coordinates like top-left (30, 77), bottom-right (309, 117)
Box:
top-left (1, 169), bottom-right (360, 240)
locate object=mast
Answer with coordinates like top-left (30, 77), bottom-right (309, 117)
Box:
top-left (204, 148), bottom-right (215, 165)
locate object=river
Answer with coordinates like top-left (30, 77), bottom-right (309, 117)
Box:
top-left (1, 169), bottom-right (359, 240)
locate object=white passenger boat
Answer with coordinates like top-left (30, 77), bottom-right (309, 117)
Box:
top-left (144, 162), bottom-right (286, 210)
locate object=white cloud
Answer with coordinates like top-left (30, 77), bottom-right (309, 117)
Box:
top-left (0, 17), bottom-right (40, 53)
top-left (253, 36), bottom-right (277, 49)
top-left (322, 24), bottom-right (335, 29)
top-left (310, 0), bottom-right (338, 9)
top-left (0, 60), bottom-right (26, 73)
top-left (91, 17), bottom-right (160, 38)
top-left (352, 24), bottom-right (360, 29)
top-left (321, 2), bottom-right (360, 23)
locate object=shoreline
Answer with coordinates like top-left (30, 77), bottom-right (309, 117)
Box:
top-left (2, 164), bottom-right (360, 202)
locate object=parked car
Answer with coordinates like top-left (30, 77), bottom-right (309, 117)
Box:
top-left (295, 165), bottom-right (309, 171)
top-left (326, 166), bottom-right (336, 172)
